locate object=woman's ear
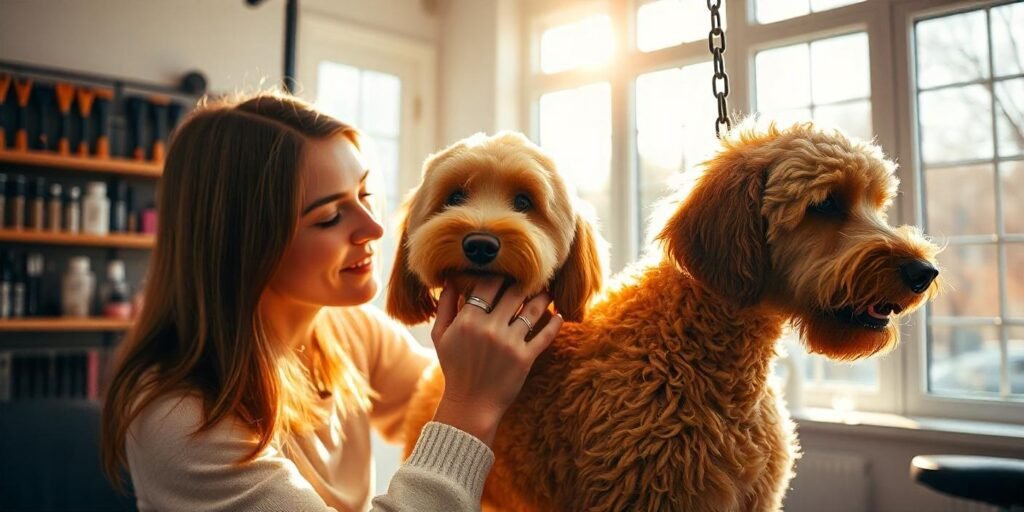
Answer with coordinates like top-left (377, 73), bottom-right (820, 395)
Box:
top-left (550, 215), bottom-right (605, 322)
top-left (386, 196), bottom-right (436, 325)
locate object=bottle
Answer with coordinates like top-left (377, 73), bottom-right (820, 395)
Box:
top-left (62, 257), bottom-right (95, 317)
top-left (65, 186), bottom-right (81, 233)
top-left (25, 253), bottom-right (44, 317)
top-left (11, 254), bottom-right (26, 317)
top-left (82, 182), bottom-right (110, 236)
top-left (47, 183), bottom-right (63, 232)
top-left (29, 178), bottom-right (46, 231)
top-left (101, 259), bottom-right (132, 320)
top-left (141, 202), bottom-right (158, 234)
top-left (0, 252), bottom-right (12, 318)
top-left (125, 186), bottom-right (137, 233)
top-left (10, 175), bottom-right (26, 230)
top-left (111, 180), bottom-right (127, 233)
top-left (0, 173), bottom-right (7, 228)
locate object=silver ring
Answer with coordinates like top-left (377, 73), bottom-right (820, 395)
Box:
top-left (465, 295), bottom-right (493, 313)
top-left (514, 315), bottom-right (535, 333)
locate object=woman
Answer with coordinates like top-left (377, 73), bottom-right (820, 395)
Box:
top-left (101, 92), bottom-right (563, 511)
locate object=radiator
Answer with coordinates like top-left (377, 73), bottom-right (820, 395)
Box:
top-left (785, 450), bottom-right (871, 512)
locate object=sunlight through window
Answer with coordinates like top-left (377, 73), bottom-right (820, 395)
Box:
top-left (540, 16), bottom-right (614, 74)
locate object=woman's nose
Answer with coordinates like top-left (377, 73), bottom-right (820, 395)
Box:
top-left (351, 205), bottom-right (384, 245)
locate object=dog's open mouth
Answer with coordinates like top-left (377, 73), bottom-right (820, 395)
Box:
top-left (833, 302), bottom-right (903, 330)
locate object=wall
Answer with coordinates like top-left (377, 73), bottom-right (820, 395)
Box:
top-left (437, 0), bottom-right (521, 146)
top-left (0, 0), bottom-right (283, 92)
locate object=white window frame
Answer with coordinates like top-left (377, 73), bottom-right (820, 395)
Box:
top-left (521, 0), bottom-right (1024, 424)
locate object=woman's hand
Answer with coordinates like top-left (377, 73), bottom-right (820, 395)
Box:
top-left (430, 276), bottom-right (563, 446)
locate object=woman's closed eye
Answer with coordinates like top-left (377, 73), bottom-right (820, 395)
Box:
top-left (316, 208), bottom-right (343, 228)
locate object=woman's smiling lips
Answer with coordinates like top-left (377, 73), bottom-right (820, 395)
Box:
top-left (342, 255), bottom-right (373, 274)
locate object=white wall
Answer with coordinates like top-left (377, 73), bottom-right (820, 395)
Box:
top-left (437, 0), bottom-right (521, 147)
top-left (0, 0), bottom-right (283, 92)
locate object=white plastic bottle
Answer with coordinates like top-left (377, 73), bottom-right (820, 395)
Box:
top-left (82, 182), bottom-right (110, 236)
top-left (62, 257), bottom-right (95, 317)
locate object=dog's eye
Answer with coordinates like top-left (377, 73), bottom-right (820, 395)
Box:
top-left (445, 189), bottom-right (467, 207)
top-left (808, 195), bottom-right (842, 217)
top-left (513, 194), bottom-right (533, 212)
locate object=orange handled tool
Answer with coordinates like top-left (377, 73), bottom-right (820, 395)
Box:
top-left (75, 87), bottom-right (96, 157)
top-left (13, 78), bottom-right (33, 151)
top-left (54, 83), bottom-right (75, 155)
top-left (149, 95), bottom-right (170, 162)
top-left (0, 74), bottom-right (11, 149)
top-left (94, 88), bottom-right (113, 158)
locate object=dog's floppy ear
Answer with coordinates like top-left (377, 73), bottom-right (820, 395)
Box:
top-left (550, 215), bottom-right (604, 322)
top-left (657, 150), bottom-right (768, 307)
top-left (386, 195), bottom-right (437, 325)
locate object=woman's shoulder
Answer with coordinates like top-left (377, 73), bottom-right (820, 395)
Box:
top-left (129, 391), bottom-right (207, 441)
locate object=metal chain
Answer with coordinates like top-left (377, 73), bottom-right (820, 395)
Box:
top-left (708, 0), bottom-right (731, 137)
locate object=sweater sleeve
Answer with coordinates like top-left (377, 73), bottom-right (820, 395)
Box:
top-left (371, 422), bottom-right (495, 512)
top-left (126, 393), bottom-right (336, 512)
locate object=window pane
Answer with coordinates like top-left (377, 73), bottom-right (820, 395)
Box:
top-left (360, 71), bottom-right (401, 138)
top-left (1008, 244), bottom-right (1024, 318)
top-left (919, 85), bottom-right (993, 163)
top-left (925, 164), bottom-right (996, 237)
top-left (1003, 161), bottom-right (1024, 235)
top-left (539, 83), bottom-right (612, 240)
top-left (814, 100), bottom-right (872, 141)
top-left (811, 33), bottom-right (870, 104)
top-left (931, 244), bottom-right (1000, 318)
top-left (915, 11), bottom-right (989, 89)
top-left (316, 61), bottom-right (360, 123)
top-left (756, 43), bottom-right (811, 111)
top-left (810, 0), bottom-right (862, 12)
top-left (636, 63), bottom-right (719, 241)
top-left (764, 108), bottom-right (812, 128)
top-left (992, 3), bottom-right (1024, 78)
top-left (756, 0), bottom-right (809, 24)
top-left (822, 358), bottom-right (878, 388)
top-left (541, 16), bottom-right (613, 74)
top-left (929, 324), bottom-right (1002, 396)
top-left (755, 0), bottom-right (863, 24)
top-left (995, 78), bottom-right (1024, 158)
top-left (636, 0), bottom-right (726, 52)
top-left (1011, 327), bottom-right (1024, 395)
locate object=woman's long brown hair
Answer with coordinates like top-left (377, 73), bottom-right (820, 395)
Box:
top-left (101, 92), bottom-right (370, 489)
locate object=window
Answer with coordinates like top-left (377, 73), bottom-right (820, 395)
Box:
top-left (524, 0), bottom-right (1023, 424)
top-left (914, 3), bottom-right (1024, 399)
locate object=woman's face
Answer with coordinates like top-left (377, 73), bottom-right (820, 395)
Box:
top-left (267, 135), bottom-right (384, 308)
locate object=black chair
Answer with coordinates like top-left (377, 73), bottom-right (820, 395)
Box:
top-left (911, 455), bottom-right (1024, 512)
top-left (0, 400), bottom-right (136, 512)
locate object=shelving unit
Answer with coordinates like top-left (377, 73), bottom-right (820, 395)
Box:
top-left (0, 150), bottom-right (162, 178)
top-left (0, 317), bottom-right (134, 332)
top-left (0, 230), bottom-right (155, 249)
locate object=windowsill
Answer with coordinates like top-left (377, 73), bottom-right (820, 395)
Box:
top-left (792, 407), bottom-right (1024, 451)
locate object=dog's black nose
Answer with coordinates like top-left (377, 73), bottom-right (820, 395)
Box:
top-left (462, 233), bottom-right (500, 265)
top-left (900, 259), bottom-right (938, 294)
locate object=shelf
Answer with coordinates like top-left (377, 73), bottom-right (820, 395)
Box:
top-left (0, 317), bottom-right (134, 332)
top-left (0, 230), bottom-right (154, 249)
top-left (0, 149), bottom-right (162, 178)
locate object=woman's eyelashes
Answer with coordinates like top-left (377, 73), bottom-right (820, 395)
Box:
top-left (316, 208), bottom-right (343, 228)
top-left (316, 191), bottom-right (374, 228)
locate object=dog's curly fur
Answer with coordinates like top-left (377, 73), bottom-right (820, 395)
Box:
top-left (397, 122), bottom-right (941, 511)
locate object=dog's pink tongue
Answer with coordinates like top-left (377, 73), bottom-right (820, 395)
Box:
top-left (867, 303), bottom-right (889, 320)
